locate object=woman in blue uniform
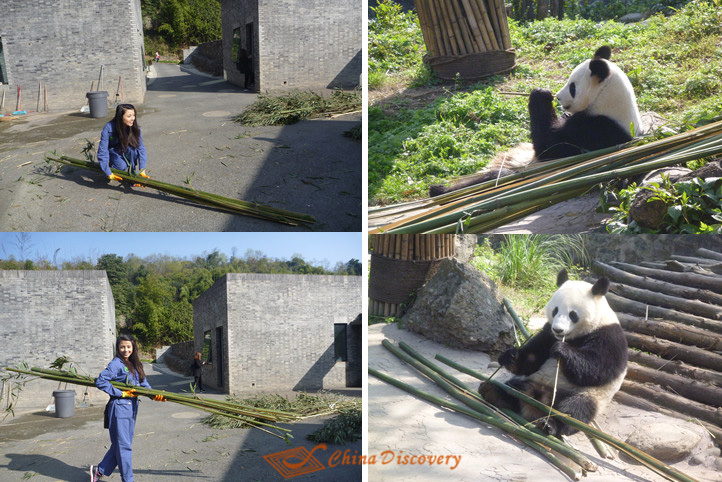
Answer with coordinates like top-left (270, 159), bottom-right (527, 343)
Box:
top-left (91, 334), bottom-right (164, 482)
top-left (97, 104), bottom-right (150, 182)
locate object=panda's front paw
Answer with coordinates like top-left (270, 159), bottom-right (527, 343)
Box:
top-left (550, 340), bottom-right (569, 359)
top-left (537, 417), bottom-right (562, 437)
top-left (529, 89), bottom-right (556, 119)
top-left (498, 347), bottom-right (518, 370)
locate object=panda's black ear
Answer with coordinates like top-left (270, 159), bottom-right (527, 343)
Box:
top-left (594, 46), bottom-right (612, 60)
top-left (556, 269), bottom-right (569, 287)
top-left (589, 59), bottom-right (611, 82)
top-left (591, 276), bottom-right (610, 297)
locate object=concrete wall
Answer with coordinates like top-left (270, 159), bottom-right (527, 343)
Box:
top-left (0, 271), bottom-right (116, 414)
top-left (221, 0), bottom-right (361, 92)
top-left (193, 273), bottom-right (362, 394)
top-left (0, 0), bottom-right (146, 114)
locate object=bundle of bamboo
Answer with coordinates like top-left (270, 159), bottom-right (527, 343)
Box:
top-left (368, 234), bottom-right (455, 317)
top-left (415, 0), bottom-right (516, 79)
top-left (370, 339), bottom-right (699, 481)
top-left (45, 154), bottom-right (316, 227)
top-left (3, 366), bottom-right (299, 440)
top-left (369, 119), bottom-right (722, 233)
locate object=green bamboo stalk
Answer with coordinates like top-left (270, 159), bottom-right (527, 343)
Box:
top-left (45, 154), bottom-right (316, 227)
top-left (382, 340), bottom-right (598, 473)
top-left (434, 354), bottom-right (699, 482)
top-left (369, 368), bottom-right (582, 480)
top-left (503, 298), bottom-right (531, 341)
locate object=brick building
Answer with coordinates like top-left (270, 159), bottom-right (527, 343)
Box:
top-left (192, 273), bottom-right (362, 394)
top-left (220, 0), bottom-right (362, 92)
top-left (0, 0), bottom-right (146, 113)
top-left (0, 271), bottom-right (116, 413)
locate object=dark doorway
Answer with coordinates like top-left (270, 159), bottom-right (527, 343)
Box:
top-left (215, 326), bottom-right (224, 387)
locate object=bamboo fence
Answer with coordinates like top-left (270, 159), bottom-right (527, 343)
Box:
top-left (591, 250), bottom-right (722, 441)
top-left (368, 118), bottom-right (722, 233)
top-left (415, 0), bottom-right (515, 79)
top-left (369, 234), bottom-right (455, 318)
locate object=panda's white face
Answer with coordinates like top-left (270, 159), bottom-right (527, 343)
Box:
top-left (544, 279), bottom-right (616, 340)
top-left (555, 60), bottom-right (597, 114)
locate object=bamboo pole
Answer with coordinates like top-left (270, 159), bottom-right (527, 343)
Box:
top-left (428, 0), bottom-right (452, 56)
top-left (448, 0), bottom-right (476, 54)
top-left (466, 0), bottom-right (494, 51)
top-left (415, 0), bottom-right (440, 57)
top-left (471, 0), bottom-right (499, 50)
top-left (439, 0), bottom-right (463, 55)
top-left (45, 154), bottom-right (315, 227)
top-left (484, 0), bottom-right (503, 50)
top-left (460, 0), bottom-right (487, 52)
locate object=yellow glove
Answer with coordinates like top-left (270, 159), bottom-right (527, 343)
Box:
top-left (121, 389), bottom-right (137, 398)
top-left (108, 174), bottom-right (123, 181)
top-left (153, 394), bottom-right (167, 402)
top-left (139, 170), bottom-right (150, 179)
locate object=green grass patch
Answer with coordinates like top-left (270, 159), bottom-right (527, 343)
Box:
top-left (307, 406), bottom-right (361, 445)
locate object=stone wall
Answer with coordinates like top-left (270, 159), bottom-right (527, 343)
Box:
top-left (0, 0), bottom-right (146, 113)
top-left (193, 273), bottom-right (362, 394)
top-left (583, 234), bottom-right (722, 265)
top-left (0, 271), bottom-right (116, 414)
top-left (221, 0), bottom-right (361, 92)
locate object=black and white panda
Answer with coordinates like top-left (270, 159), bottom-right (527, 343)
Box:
top-left (479, 268), bottom-right (628, 437)
top-left (430, 46), bottom-right (643, 196)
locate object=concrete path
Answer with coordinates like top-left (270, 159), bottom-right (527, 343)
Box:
top-left (0, 362), bottom-right (362, 481)
top-left (368, 323), bottom-right (720, 481)
top-left (0, 64), bottom-right (361, 232)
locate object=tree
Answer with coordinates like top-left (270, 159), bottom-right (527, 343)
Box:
top-left (97, 254), bottom-right (134, 321)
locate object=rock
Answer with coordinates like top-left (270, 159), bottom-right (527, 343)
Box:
top-left (641, 167), bottom-right (693, 186)
top-left (715, 457), bottom-right (722, 471)
top-left (690, 454), bottom-right (706, 466)
top-left (623, 423), bottom-right (701, 463)
top-left (454, 234), bottom-right (478, 264)
top-left (618, 12), bottom-right (646, 23)
top-left (402, 258), bottom-right (515, 354)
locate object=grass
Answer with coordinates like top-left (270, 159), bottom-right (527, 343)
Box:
top-left (368, 0), bottom-right (722, 204)
top-left (235, 90), bottom-right (361, 127)
top-left (470, 236), bottom-right (590, 323)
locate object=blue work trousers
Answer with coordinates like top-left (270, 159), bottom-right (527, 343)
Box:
top-left (99, 398), bottom-right (136, 482)
top-left (108, 146), bottom-right (141, 174)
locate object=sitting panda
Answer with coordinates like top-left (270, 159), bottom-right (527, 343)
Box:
top-left (479, 268), bottom-right (628, 437)
top-left (430, 46), bottom-right (643, 197)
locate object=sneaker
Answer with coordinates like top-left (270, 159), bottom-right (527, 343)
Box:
top-left (90, 465), bottom-right (101, 482)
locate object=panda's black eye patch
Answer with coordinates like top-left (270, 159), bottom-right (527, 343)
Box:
top-left (570, 311), bottom-right (579, 323)
top-left (552, 307), bottom-right (558, 317)
top-left (569, 82), bottom-right (576, 98)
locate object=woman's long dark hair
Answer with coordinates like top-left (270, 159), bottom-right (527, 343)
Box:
top-left (116, 334), bottom-right (146, 383)
top-left (113, 104), bottom-right (141, 153)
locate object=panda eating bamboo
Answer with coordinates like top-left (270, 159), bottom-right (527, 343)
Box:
top-left (479, 269), bottom-right (628, 437)
top-left (430, 46), bottom-right (643, 196)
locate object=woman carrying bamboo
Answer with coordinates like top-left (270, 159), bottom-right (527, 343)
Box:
top-left (90, 334), bottom-right (165, 482)
top-left (97, 104), bottom-right (150, 183)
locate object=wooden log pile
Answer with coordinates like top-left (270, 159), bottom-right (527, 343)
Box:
top-left (414, 0), bottom-right (516, 80)
top-left (591, 248), bottom-right (722, 440)
top-left (369, 234), bottom-right (455, 318)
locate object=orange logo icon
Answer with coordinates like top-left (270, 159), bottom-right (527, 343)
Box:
top-left (264, 444), bottom-right (327, 478)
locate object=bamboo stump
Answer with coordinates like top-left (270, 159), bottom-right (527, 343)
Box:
top-left (369, 234), bottom-right (455, 318)
top-left (415, 0), bottom-right (516, 80)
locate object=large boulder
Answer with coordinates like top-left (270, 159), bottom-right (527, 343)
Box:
top-left (623, 422), bottom-right (702, 463)
top-left (402, 258), bottom-right (515, 354)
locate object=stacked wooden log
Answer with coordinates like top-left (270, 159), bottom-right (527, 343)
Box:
top-left (414, 0), bottom-right (515, 80)
top-left (369, 234), bottom-right (455, 318)
top-left (591, 248), bottom-right (722, 440)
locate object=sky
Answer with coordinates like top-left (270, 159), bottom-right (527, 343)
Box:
top-left (0, 232), bottom-right (362, 267)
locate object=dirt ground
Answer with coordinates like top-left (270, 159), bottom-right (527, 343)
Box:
top-left (368, 322), bottom-right (722, 482)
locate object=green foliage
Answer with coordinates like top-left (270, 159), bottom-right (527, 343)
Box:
top-left (142, 0), bottom-right (221, 55)
top-left (606, 176), bottom-right (722, 233)
top-left (235, 90), bottom-right (362, 127)
top-left (307, 407), bottom-right (362, 444)
top-left (368, 0), bottom-right (425, 74)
